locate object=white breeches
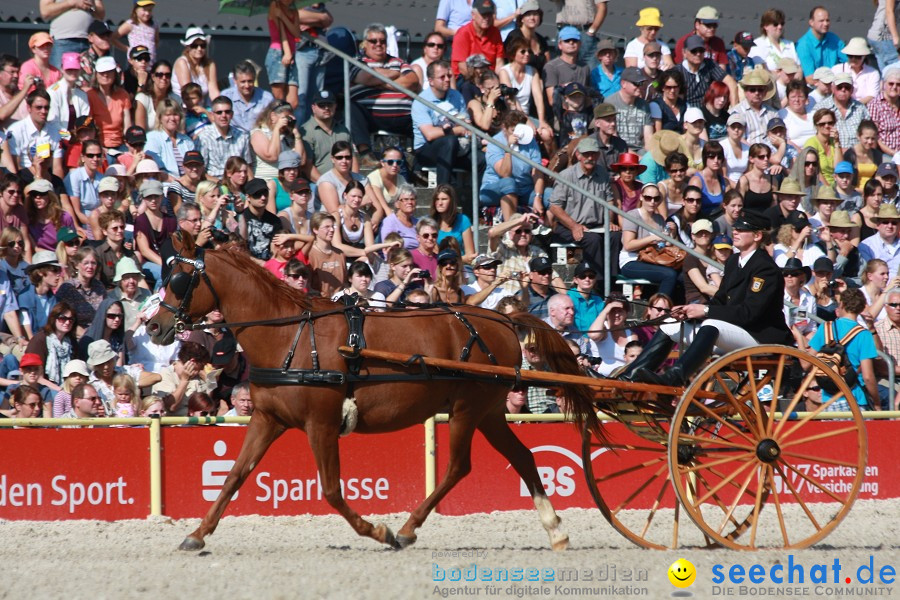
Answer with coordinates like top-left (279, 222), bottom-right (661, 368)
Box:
top-left (659, 318), bottom-right (758, 354)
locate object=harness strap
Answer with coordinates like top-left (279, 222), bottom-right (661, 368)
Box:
top-left (308, 317), bottom-right (320, 371)
top-left (282, 311), bottom-right (311, 371)
top-left (453, 311), bottom-right (498, 364)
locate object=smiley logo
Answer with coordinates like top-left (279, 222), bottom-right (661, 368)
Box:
top-left (668, 558), bottom-right (696, 588)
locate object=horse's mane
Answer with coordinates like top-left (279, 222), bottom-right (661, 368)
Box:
top-left (210, 246), bottom-right (315, 311)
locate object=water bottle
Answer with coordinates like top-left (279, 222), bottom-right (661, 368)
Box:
top-left (572, 115), bottom-right (587, 137)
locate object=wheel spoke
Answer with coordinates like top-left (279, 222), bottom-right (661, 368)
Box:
top-left (707, 465), bottom-right (764, 502)
top-left (748, 465), bottom-right (768, 548)
top-left (673, 432), bottom-right (755, 451)
top-left (743, 356), bottom-right (768, 435)
top-left (692, 459), bottom-right (756, 507)
top-left (713, 372), bottom-right (760, 436)
top-left (716, 464), bottom-right (759, 536)
top-left (778, 425), bottom-right (859, 450)
top-left (692, 469), bottom-right (746, 536)
top-left (767, 466), bottom-right (790, 546)
top-left (774, 462), bottom-right (823, 530)
top-left (779, 450), bottom-right (859, 469)
top-left (772, 370), bottom-right (816, 438)
top-left (680, 451), bottom-right (756, 474)
top-left (639, 473), bottom-right (673, 538)
top-left (779, 459), bottom-right (844, 504)
top-left (597, 443), bottom-right (670, 453)
top-left (776, 392), bottom-right (846, 441)
top-left (596, 455), bottom-right (667, 483)
top-left (611, 461), bottom-right (669, 515)
top-left (766, 355), bottom-right (787, 437)
top-left (683, 399), bottom-right (758, 446)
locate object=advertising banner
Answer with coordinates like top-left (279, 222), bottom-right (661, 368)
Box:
top-left (435, 421), bottom-right (900, 515)
top-left (0, 428), bottom-right (150, 520)
top-left (161, 427), bottom-right (425, 518)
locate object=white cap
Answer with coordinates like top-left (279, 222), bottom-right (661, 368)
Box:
top-left (684, 107), bottom-right (705, 124)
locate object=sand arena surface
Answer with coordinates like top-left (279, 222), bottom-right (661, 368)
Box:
top-left (4, 499), bottom-right (900, 600)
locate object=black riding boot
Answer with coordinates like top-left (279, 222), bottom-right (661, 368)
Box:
top-left (618, 329), bottom-right (674, 382)
top-left (632, 325), bottom-right (720, 387)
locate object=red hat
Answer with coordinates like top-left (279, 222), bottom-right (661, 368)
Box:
top-left (610, 152), bottom-right (647, 174)
top-left (19, 353), bottom-right (43, 368)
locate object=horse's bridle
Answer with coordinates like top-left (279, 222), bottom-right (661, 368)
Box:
top-left (159, 250), bottom-right (221, 332)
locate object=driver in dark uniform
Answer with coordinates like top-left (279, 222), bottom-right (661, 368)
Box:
top-left (621, 212), bottom-right (793, 386)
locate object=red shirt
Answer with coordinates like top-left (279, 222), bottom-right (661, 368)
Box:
top-left (673, 33), bottom-right (728, 66)
top-left (450, 22), bottom-right (504, 76)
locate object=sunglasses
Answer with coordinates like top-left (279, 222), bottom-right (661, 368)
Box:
top-left (383, 159), bottom-right (402, 166)
top-left (439, 261), bottom-right (458, 268)
top-left (153, 71), bottom-right (172, 78)
top-left (513, 228), bottom-right (533, 234)
top-left (805, 161), bottom-right (818, 167)
top-left (705, 154), bottom-right (724, 161)
top-left (688, 47), bottom-right (706, 54)
top-left (213, 109), bottom-right (233, 115)
top-left (575, 272), bottom-right (596, 278)
top-left (754, 154), bottom-right (771, 160)
top-left (784, 272), bottom-right (804, 278)
top-left (6, 240), bottom-right (24, 248)
top-left (683, 197), bottom-right (702, 204)
top-left (888, 303), bottom-right (900, 308)
top-left (106, 313), bottom-right (123, 319)
top-left (190, 42), bottom-right (207, 49)
top-left (333, 155), bottom-right (352, 161)
top-left (63, 239), bottom-right (81, 247)
top-left (668, 167), bottom-right (687, 174)
top-left (425, 42), bottom-right (445, 48)
top-left (641, 194), bottom-right (661, 202)
top-left (367, 38), bottom-right (387, 45)
top-left (816, 120), bottom-right (835, 126)
top-left (836, 84), bottom-right (852, 91)
top-left (285, 273), bottom-right (303, 280)
top-left (84, 153), bottom-right (102, 159)
top-left (419, 232), bottom-right (437, 239)
top-left (56, 315), bottom-right (75, 323)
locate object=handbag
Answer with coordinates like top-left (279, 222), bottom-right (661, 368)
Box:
top-left (638, 243), bottom-right (687, 270)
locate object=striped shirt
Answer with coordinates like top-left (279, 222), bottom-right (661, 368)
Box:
top-left (350, 55), bottom-right (414, 119)
top-left (730, 100), bottom-right (777, 145)
top-left (196, 125), bottom-right (252, 178)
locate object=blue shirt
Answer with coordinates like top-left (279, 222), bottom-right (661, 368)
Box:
top-left (637, 151), bottom-right (668, 185)
top-left (411, 87), bottom-right (467, 150)
top-left (436, 0), bottom-right (474, 31)
top-left (590, 65), bottom-right (622, 99)
top-left (568, 288), bottom-right (605, 333)
top-left (221, 86), bottom-right (275, 132)
top-left (436, 213), bottom-right (473, 248)
top-left (809, 317), bottom-right (878, 408)
top-left (17, 288), bottom-right (56, 331)
top-left (481, 130), bottom-right (541, 190)
top-left (63, 166), bottom-right (103, 215)
top-left (145, 130), bottom-right (196, 177)
top-left (796, 29), bottom-right (847, 75)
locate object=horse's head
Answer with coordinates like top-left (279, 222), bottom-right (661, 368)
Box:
top-left (148, 231), bottom-right (221, 345)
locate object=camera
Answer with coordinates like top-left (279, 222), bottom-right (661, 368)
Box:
top-left (285, 116), bottom-right (296, 129)
top-left (510, 271), bottom-right (522, 279)
top-left (209, 228), bottom-right (230, 244)
top-left (32, 77), bottom-right (43, 88)
top-left (498, 84), bottom-right (517, 97)
top-left (419, 269), bottom-right (431, 280)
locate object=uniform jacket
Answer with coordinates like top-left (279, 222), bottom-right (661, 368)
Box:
top-left (707, 248), bottom-right (793, 345)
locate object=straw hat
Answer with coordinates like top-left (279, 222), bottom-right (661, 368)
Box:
top-left (812, 186), bottom-right (841, 204)
top-left (739, 66), bottom-right (776, 101)
top-left (636, 7), bottom-right (663, 28)
top-left (828, 211), bottom-right (855, 228)
top-left (876, 204), bottom-right (900, 221)
top-left (775, 178), bottom-right (806, 197)
top-left (648, 130), bottom-right (687, 167)
top-left (843, 37), bottom-right (871, 57)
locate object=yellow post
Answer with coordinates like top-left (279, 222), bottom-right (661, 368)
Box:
top-left (149, 415), bottom-right (162, 516)
top-left (424, 417), bottom-right (436, 497)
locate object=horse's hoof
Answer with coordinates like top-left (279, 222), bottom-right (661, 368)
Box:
top-left (179, 536), bottom-right (205, 551)
top-left (396, 534), bottom-right (417, 549)
top-left (375, 523), bottom-right (401, 550)
top-left (551, 534), bottom-right (570, 552)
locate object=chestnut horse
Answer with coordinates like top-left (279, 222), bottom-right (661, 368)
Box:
top-left (148, 235), bottom-right (601, 551)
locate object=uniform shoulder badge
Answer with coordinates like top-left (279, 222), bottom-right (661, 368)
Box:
top-left (751, 277), bottom-right (764, 293)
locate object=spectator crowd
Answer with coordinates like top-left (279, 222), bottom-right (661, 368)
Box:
top-left (3, 0), bottom-right (900, 418)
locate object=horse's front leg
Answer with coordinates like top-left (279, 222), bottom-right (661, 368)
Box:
top-left (307, 424), bottom-right (398, 548)
top-left (180, 412), bottom-right (285, 551)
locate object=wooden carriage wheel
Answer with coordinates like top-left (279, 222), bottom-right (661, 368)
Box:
top-left (581, 393), bottom-right (762, 550)
top-left (668, 345), bottom-right (867, 550)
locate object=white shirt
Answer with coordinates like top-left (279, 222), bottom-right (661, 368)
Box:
top-left (721, 139), bottom-right (749, 183)
top-left (624, 38), bottom-right (672, 69)
top-left (747, 36), bottom-right (800, 71)
top-left (5, 117), bottom-right (63, 169)
top-left (777, 107), bottom-right (816, 147)
top-left (461, 280), bottom-right (513, 310)
top-left (46, 78), bottom-right (90, 136)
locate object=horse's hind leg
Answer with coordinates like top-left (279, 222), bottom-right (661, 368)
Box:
top-left (396, 413), bottom-right (479, 548)
top-left (180, 412), bottom-right (285, 551)
top-left (306, 424), bottom-right (398, 548)
top-left (476, 410), bottom-right (569, 551)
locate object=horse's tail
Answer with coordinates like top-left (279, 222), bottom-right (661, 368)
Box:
top-left (511, 312), bottom-right (606, 444)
